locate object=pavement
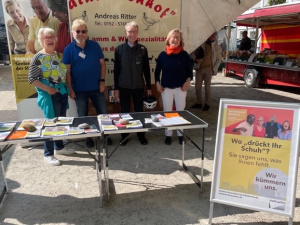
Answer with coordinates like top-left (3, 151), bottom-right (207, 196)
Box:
top-left (0, 64), bottom-right (300, 225)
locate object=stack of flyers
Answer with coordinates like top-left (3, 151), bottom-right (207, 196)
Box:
top-left (101, 125), bottom-right (118, 131)
top-left (18, 119), bottom-right (45, 130)
top-left (114, 121), bottom-right (126, 129)
top-left (69, 127), bottom-right (85, 135)
top-left (0, 123), bottom-right (16, 141)
top-left (126, 120), bottom-right (143, 129)
top-left (98, 114), bottom-right (112, 125)
top-left (0, 122), bottom-right (16, 132)
top-left (25, 129), bottom-right (41, 138)
top-left (109, 114), bottom-right (121, 121)
top-left (0, 131), bottom-right (12, 141)
top-left (42, 126), bottom-right (70, 137)
top-left (120, 114), bottom-right (133, 120)
top-left (85, 124), bottom-right (99, 133)
top-left (44, 117), bottom-right (74, 126)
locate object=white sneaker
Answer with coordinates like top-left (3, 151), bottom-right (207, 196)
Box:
top-left (44, 156), bottom-right (60, 166)
top-left (55, 148), bottom-right (75, 155)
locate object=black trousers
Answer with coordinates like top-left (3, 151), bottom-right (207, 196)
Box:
top-left (119, 87), bottom-right (145, 139)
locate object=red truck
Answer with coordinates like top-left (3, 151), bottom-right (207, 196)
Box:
top-left (225, 3), bottom-right (300, 88)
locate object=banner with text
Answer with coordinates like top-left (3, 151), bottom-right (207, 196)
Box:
top-left (69, 0), bottom-right (181, 85)
top-left (2, 0), bottom-right (180, 119)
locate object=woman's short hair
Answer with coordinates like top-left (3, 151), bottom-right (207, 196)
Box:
top-left (72, 19), bottom-right (87, 31)
top-left (125, 21), bottom-right (139, 31)
top-left (38, 27), bottom-right (57, 47)
top-left (166, 28), bottom-right (184, 47)
top-left (5, 0), bottom-right (21, 13)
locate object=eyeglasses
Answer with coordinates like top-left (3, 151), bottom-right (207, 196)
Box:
top-left (127, 30), bottom-right (138, 34)
top-left (43, 36), bottom-right (56, 40)
top-left (75, 30), bottom-right (87, 34)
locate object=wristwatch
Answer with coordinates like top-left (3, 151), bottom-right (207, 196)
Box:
top-left (99, 79), bottom-right (105, 83)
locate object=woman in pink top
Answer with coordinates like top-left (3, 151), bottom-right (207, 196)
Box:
top-left (253, 116), bottom-right (265, 137)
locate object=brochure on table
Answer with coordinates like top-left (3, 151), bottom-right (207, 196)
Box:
top-left (0, 122), bottom-right (17, 141)
top-left (44, 117), bottom-right (74, 126)
top-left (1, 117), bottom-right (100, 141)
top-left (98, 112), bottom-right (191, 131)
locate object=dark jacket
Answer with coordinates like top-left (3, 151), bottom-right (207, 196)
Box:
top-left (155, 50), bottom-right (193, 88)
top-left (239, 37), bottom-right (252, 51)
top-left (114, 41), bottom-right (151, 90)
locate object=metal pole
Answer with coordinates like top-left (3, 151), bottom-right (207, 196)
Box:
top-left (226, 23), bottom-right (231, 60)
top-left (254, 18), bottom-right (259, 53)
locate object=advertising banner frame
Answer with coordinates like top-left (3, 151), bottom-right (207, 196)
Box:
top-left (209, 98), bottom-right (300, 224)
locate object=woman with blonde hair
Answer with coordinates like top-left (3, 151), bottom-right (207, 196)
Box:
top-left (5, 0), bottom-right (31, 54)
top-left (253, 116), bottom-right (265, 137)
top-left (154, 28), bottom-right (193, 145)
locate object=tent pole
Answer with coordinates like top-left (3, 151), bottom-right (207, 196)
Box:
top-left (226, 23), bottom-right (231, 60)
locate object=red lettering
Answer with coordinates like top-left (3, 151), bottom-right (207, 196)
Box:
top-left (69, 0), bottom-right (93, 9)
top-left (160, 8), bottom-right (169, 18)
top-left (136, 0), bottom-right (144, 5)
top-left (145, 0), bottom-right (154, 8)
top-left (69, 0), bottom-right (77, 9)
top-left (154, 4), bottom-right (162, 12)
top-left (118, 36), bottom-right (126, 42)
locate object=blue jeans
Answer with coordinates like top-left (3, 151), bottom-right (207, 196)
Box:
top-left (75, 90), bottom-right (107, 116)
top-left (44, 93), bottom-right (68, 156)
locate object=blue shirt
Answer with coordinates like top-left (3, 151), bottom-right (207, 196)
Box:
top-left (155, 50), bottom-right (193, 88)
top-left (63, 40), bottom-right (104, 92)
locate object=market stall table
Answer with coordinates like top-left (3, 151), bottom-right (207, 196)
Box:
top-left (98, 110), bottom-right (208, 205)
top-left (0, 116), bottom-right (103, 204)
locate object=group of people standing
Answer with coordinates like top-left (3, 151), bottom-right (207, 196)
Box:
top-left (4, 0), bottom-right (69, 54)
top-left (7, 1), bottom-right (221, 166)
top-left (233, 114), bottom-right (292, 140)
top-left (27, 18), bottom-right (199, 166)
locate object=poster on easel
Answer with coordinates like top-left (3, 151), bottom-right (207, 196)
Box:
top-left (210, 99), bottom-right (300, 221)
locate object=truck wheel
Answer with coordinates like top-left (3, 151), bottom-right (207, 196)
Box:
top-left (243, 68), bottom-right (260, 88)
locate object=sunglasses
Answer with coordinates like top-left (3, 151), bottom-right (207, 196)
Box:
top-left (75, 30), bottom-right (87, 34)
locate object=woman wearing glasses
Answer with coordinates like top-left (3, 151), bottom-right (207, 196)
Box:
top-left (5, 0), bottom-right (31, 54)
top-left (28, 27), bottom-right (74, 166)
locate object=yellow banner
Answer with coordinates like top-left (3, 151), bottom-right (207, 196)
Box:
top-left (69, 0), bottom-right (181, 85)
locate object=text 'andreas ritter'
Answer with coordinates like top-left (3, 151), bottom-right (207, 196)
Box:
top-left (95, 13), bottom-right (136, 19)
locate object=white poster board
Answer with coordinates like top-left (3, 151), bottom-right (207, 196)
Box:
top-left (209, 99), bottom-right (300, 223)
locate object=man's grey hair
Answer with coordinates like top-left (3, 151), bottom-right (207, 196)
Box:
top-left (125, 21), bottom-right (139, 31)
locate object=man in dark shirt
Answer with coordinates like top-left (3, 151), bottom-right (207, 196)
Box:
top-left (264, 115), bottom-right (281, 138)
top-left (114, 21), bottom-right (152, 146)
top-left (239, 30), bottom-right (252, 51)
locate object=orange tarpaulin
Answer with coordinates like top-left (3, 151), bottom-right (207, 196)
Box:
top-left (260, 25), bottom-right (300, 57)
